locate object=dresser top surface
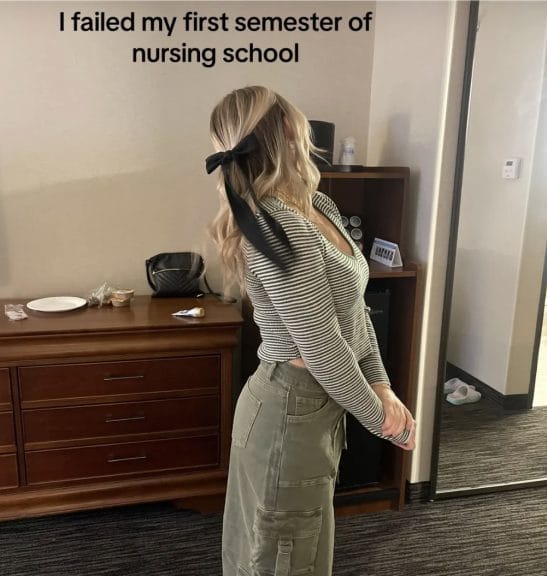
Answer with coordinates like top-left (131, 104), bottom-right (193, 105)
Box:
top-left (0, 296), bottom-right (242, 338)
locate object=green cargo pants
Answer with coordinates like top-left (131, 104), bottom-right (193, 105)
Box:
top-left (222, 360), bottom-right (347, 575)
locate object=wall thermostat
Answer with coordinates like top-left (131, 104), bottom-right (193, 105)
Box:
top-left (502, 158), bottom-right (521, 179)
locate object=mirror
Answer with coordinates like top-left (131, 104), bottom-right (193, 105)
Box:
top-left (431, 1), bottom-right (547, 497)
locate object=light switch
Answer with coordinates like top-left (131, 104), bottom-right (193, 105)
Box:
top-left (502, 158), bottom-right (521, 179)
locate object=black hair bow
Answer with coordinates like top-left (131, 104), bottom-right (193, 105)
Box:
top-left (205, 133), bottom-right (259, 173)
top-left (205, 133), bottom-right (292, 270)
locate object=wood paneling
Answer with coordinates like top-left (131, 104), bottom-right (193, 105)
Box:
top-left (0, 413), bottom-right (15, 453)
top-left (0, 454), bottom-right (18, 489)
top-left (0, 369), bottom-right (11, 410)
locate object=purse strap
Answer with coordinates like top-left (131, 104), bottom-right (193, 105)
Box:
top-left (145, 259), bottom-right (157, 292)
top-left (202, 274), bottom-right (237, 304)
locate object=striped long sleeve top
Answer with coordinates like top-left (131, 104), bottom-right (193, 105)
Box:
top-left (244, 191), bottom-right (410, 444)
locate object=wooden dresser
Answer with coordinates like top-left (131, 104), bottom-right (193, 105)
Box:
top-left (0, 296), bottom-right (242, 521)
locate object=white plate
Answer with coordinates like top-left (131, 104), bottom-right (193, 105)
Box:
top-left (26, 296), bottom-right (88, 313)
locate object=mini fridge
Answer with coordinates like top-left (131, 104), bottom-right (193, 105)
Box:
top-left (337, 289), bottom-right (391, 489)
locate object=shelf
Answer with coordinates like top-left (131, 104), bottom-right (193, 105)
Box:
top-left (368, 260), bottom-right (418, 279)
top-left (319, 167), bottom-right (410, 180)
top-left (318, 172), bottom-right (409, 258)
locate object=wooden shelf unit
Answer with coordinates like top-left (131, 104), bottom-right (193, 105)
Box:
top-left (242, 167), bottom-right (422, 515)
top-left (318, 168), bottom-right (408, 258)
top-left (325, 167), bottom-right (421, 513)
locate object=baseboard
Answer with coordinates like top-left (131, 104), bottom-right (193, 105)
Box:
top-left (446, 363), bottom-right (529, 410)
top-left (405, 481), bottom-right (431, 503)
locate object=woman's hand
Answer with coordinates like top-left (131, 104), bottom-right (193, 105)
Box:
top-left (372, 383), bottom-right (415, 448)
top-left (391, 421), bottom-right (416, 451)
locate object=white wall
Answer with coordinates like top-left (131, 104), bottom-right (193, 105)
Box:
top-left (447, 3), bottom-right (547, 395)
top-left (508, 60), bottom-right (547, 397)
top-left (0, 1), bottom-right (375, 299)
top-left (367, 0), bottom-right (469, 483)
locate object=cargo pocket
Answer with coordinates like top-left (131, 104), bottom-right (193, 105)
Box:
top-left (232, 384), bottom-right (262, 449)
top-left (250, 505), bottom-right (322, 575)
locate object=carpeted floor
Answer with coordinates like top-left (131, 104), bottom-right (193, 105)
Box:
top-left (437, 396), bottom-right (547, 491)
top-left (1, 486), bottom-right (546, 576)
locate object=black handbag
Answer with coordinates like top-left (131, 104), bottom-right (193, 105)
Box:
top-left (145, 252), bottom-right (205, 297)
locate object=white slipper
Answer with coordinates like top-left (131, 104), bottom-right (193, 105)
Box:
top-left (443, 377), bottom-right (475, 394)
top-left (446, 384), bottom-right (482, 405)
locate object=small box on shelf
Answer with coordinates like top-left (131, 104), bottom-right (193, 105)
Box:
top-left (370, 238), bottom-right (403, 268)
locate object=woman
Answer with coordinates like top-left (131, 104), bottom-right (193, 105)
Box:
top-left (206, 86), bottom-right (416, 576)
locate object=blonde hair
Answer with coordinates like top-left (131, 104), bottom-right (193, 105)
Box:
top-left (208, 86), bottom-right (321, 293)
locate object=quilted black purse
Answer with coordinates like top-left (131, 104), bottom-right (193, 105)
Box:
top-left (145, 252), bottom-right (205, 297)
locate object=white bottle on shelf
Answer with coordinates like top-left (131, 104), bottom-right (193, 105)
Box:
top-left (339, 137), bottom-right (356, 165)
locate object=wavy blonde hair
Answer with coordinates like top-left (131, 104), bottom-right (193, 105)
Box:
top-left (208, 86), bottom-right (321, 293)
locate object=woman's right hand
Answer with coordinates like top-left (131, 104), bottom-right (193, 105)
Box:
top-left (372, 384), bottom-right (415, 439)
top-left (391, 421), bottom-right (416, 451)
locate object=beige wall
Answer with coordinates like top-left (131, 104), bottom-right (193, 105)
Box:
top-left (447, 3), bottom-right (547, 395)
top-left (367, 1), bottom-right (469, 483)
top-left (0, 1), bottom-right (375, 299)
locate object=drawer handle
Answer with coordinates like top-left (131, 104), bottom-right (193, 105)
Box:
top-left (103, 375), bottom-right (145, 381)
top-left (107, 454), bottom-right (147, 463)
top-left (105, 415), bottom-right (146, 423)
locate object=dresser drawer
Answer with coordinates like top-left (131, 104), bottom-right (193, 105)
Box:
top-left (0, 369), bottom-right (11, 409)
top-left (19, 356), bottom-right (220, 406)
top-left (26, 434), bottom-right (219, 485)
top-left (0, 412), bottom-right (15, 452)
top-left (23, 396), bottom-right (219, 446)
top-left (0, 454), bottom-right (18, 489)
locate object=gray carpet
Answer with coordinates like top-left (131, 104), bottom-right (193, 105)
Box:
top-left (437, 397), bottom-right (547, 491)
top-left (1, 487), bottom-right (546, 575)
